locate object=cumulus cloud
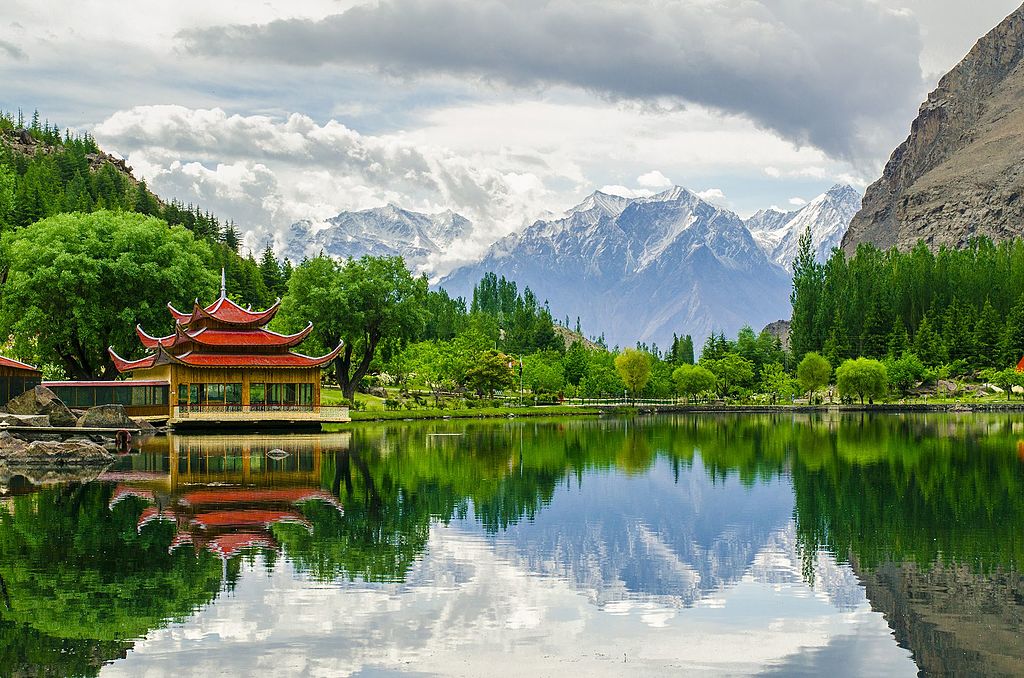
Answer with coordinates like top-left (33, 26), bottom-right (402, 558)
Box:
top-left (697, 188), bottom-right (727, 205)
top-left (788, 197), bottom-right (808, 207)
top-left (180, 0), bottom-right (925, 161)
top-left (637, 170), bottom-right (673, 189)
top-left (93, 105), bottom-right (567, 268)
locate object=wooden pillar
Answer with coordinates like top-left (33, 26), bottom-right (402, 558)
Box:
top-left (241, 369), bottom-right (250, 410)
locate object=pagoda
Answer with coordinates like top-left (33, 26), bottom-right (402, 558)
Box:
top-left (108, 271), bottom-right (345, 425)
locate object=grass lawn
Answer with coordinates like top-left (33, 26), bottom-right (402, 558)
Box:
top-left (321, 386), bottom-right (385, 410)
top-left (347, 405), bottom-right (601, 421)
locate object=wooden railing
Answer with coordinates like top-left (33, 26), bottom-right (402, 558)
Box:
top-left (172, 404), bottom-right (349, 421)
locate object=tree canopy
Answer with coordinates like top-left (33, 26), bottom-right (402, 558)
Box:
top-left (0, 211), bottom-right (216, 378)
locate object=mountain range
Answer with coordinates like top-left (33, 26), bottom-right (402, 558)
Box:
top-left (281, 204), bottom-right (472, 272)
top-left (278, 185), bottom-right (859, 349)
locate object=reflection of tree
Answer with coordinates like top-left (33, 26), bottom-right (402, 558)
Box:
top-left (0, 483), bottom-right (225, 676)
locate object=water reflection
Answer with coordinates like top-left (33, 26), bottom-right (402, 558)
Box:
top-left (0, 414), bottom-right (1021, 675)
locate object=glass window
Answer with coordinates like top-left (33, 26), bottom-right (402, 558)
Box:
top-left (250, 383), bottom-right (265, 405)
top-left (225, 383), bottom-right (242, 404)
top-left (298, 383), bottom-right (313, 405)
top-left (207, 383), bottom-right (225, 403)
top-left (178, 384), bottom-right (189, 405)
top-left (113, 386), bottom-right (131, 405)
top-left (284, 383), bottom-right (296, 405)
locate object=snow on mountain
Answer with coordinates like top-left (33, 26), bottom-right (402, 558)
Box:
top-left (746, 185), bottom-right (861, 270)
top-left (282, 204), bottom-right (473, 273)
top-left (440, 187), bottom-right (793, 350)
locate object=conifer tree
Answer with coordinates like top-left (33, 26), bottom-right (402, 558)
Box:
top-left (973, 299), bottom-right (1002, 368)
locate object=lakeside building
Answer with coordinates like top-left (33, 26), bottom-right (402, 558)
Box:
top-left (0, 356), bottom-right (42, 404)
top-left (104, 273), bottom-right (348, 427)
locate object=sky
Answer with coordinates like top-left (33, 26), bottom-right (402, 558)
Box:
top-left (1, 0), bottom-right (1021, 265)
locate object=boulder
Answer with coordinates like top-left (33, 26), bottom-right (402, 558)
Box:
top-left (6, 385), bottom-right (77, 427)
top-left (0, 431), bottom-right (113, 466)
top-left (0, 413), bottom-right (52, 427)
top-left (77, 404), bottom-right (135, 429)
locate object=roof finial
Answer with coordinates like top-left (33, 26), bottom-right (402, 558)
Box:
top-left (220, 268), bottom-right (227, 298)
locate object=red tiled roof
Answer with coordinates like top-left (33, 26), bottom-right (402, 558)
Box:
top-left (168, 296), bottom-right (281, 328)
top-left (136, 323), bottom-right (314, 350)
top-left (0, 355), bottom-right (41, 373)
top-left (108, 348), bottom-right (158, 372)
top-left (173, 347), bottom-right (340, 368)
top-left (190, 509), bottom-right (312, 531)
top-left (206, 533), bottom-right (276, 559)
top-left (179, 488), bottom-right (343, 510)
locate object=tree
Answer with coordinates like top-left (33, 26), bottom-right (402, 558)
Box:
top-left (563, 341), bottom-right (590, 387)
top-left (614, 349), bottom-right (652, 400)
top-left (759, 362), bottom-right (795, 404)
top-left (797, 352), bottom-right (831, 401)
top-left (465, 349), bottom-right (514, 398)
top-left (973, 299), bottom-right (1001, 369)
top-left (789, 225), bottom-right (824, 359)
top-left (672, 364), bottom-right (716, 403)
top-left (885, 352), bottom-right (926, 396)
top-left (836, 358), bottom-right (888, 405)
top-left (0, 162), bottom-right (15, 228)
top-left (0, 211), bottom-right (215, 378)
top-left (278, 255), bottom-right (428, 402)
top-left (701, 353), bottom-right (755, 398)
top-left (678, 335), bottom-right (695, 365)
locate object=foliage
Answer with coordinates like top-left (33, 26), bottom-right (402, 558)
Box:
top-left (796, 352), bottom-right (831, 399)
top-left (700, 353), bottom-right (755, 397)
top-left (614, 349), bottom-right (652, 398)
top-left (789, 238), bottom-right (1024, 370)
top-left (884, 352), bottom-right (927, 395)
top-left (0, 211), bottom-right (216, 377)
top-left (836, 358), bottom-right (889, 404)
top-left (671, 364), bottom-right (717, 402)
top-left (464, 349), bottom-right (515, 397)
top-left (279, 255), bottom-right (428, 400)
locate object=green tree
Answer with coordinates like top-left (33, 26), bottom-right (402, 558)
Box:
top-left (0, 211), bottom-right (215, 378)
top-left (972, 299), bottom-right (1001, 369)
top-left (790, 225), bottom-right (824, 359)
top-left (885, 352), bottom-right (926, 396)
top-left (678, 334), bottom-right (695, 365)
top-left (0, 161), bottom-right (15, 227)
top-left (759, 362), bottom-right (795, 404)
top-left (701, 353), bottom-right (755, 398)
top-left (836, 358), bottom-right (889, 405)
top-left (796, 352), bottom-right (831, 401)
top-left (563, 341), bottom-right (590, 387)
top-left (465, 349), bottom-right (515, 398)
top-left (671, 364), bottom-right (717, 403)
top-left (614, 349), bottom-right (652, 400)
top-left (279, 255), bottom-right (429, 402)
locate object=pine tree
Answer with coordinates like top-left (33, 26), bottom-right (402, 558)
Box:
top-left (680, 335), bottom-right (695, 365)
top-left (913, 314), bottom-right (947, 367)
top-left (886, 318), bottom-right (909, 358)
top-left (258, 244), bottom-right (282, 295)
top-left (1000, 295), bottom-right (1024, 367)
top-left (973, 299), bottom-right (1001, 369)
top-left (789, 226), bottom-right (824, 359)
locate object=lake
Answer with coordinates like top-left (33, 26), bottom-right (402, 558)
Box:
top-left (1, 413), bottom-right (1022, 676)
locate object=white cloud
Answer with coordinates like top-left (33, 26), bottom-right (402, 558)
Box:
top-left (599, 185), bottom-right (653, 199)
top-left (788, 197), bottom-right (808, 207)
top-left (697, 188), bottom-right (727, 205)
top-left (637, 170), bottom-right (673, 189)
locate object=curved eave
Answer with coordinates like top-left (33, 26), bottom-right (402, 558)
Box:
top-left (167, 302), bottom-right (192, 324)
top-left (305, 342), bottom-right (345, 368)
top-left (109, 346), bottom-right (158, 373)
top-left (136, 324), bottom-right (173, 350)
top-left (188, 298), bottom-right (283, 328)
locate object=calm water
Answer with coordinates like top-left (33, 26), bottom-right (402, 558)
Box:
top-left (2, 414), bottom-right (1023, 677)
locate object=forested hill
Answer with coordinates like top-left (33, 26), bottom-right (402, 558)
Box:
top-left (0, 109), bottom-right (290, 309)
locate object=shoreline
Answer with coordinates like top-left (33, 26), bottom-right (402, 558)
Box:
top-left (337, 401), bottom-right (1024, 424)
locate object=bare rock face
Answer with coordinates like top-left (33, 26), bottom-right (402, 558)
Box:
top-left (6, 385), bottom-right (77, 427)
top-left (761, 320), bottom-right (791, 353)
top-left (843, 5), bottom-right (1024, 254)
top-left (76, 404), bottom-right (135, 429)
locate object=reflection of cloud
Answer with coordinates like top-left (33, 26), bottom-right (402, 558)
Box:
top-left (104, 527), bottom-right (915, 677)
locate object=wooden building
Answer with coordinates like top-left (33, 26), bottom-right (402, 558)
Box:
top-left (0, 355), bottom-right (42, 405)
top-left (108, 273), bottom-right (347, 427)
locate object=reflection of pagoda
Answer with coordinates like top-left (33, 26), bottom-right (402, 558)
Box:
top-left (107, 271), bottom-right (347, 427)
top-left (104, 433), bottom-right (348, 560)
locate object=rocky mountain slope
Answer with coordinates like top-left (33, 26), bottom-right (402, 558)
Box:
top-left (747, 184), bottom-right (861, 268)
top-left (282, 204), bottom-right (472, 272)
top-left (842, 4), bottom-right (1024, 253)
top-left (439, 187), bottom-right (793, 349)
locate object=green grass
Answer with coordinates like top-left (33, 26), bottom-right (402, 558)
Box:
top-left (321, 387), bottom-right (385, 410)
top-left (348, 405), bottom-right (600, 421)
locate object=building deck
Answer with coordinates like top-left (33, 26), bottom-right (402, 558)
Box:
top-left (167, 405), bottom-right (350, 429)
